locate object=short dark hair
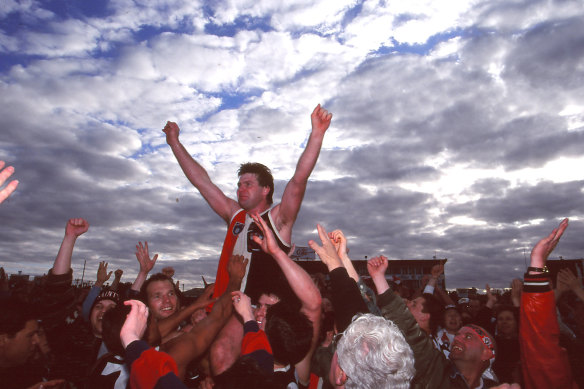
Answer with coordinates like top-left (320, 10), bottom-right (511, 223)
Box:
top-left (265, 301), bottom-right (312, 366)
top-left (140, 273), bottom-right (180, 304)
top-left (213, 355), bottom-right (279, 389)
top-left (102, 304), bottom-right (132, 356)
top-left (0, 299), bottom-right (34, 337)
top-left (238, 163), bottom-right (274, 205)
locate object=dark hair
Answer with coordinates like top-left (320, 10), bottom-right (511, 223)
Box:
top-left (0, 299), bottom-right (34, 337)
top-left (213, 355), bottom-right (279, 389)
top-left (140, 273), bottom-right (181, 304)
top-left (102, 304), bottom-right (132, 356)
top-left (238, 163), bottom-right (274, 205)
top-left (265, 301), bottom-right (312, 366)
top-left (421, 293), bottom-right (443, 335)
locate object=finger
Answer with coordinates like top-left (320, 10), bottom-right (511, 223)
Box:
top-left (316, 224), bottom-right (330, 246)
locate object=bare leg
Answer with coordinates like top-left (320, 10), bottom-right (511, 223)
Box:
top-left (209, 314), bottom-right (243, 375)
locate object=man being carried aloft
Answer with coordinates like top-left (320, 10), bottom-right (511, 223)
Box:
top-left (162, 104), bottom-right (332, 305)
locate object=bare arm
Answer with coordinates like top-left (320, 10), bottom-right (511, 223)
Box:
top-left (163, 121), bottom-right (239, 223)
top-left (276, 105), bottom-right (332, 231)
top-left (329, 229), bottom-right (360, 282)
top-left (169, 255), bottom-right (247, 379)
top-left (253, 213), bottom-right (322, 383)
top-left (52, 218), bottom-right (89, 275)
top-left (0, 161), bottom-right (19, 204)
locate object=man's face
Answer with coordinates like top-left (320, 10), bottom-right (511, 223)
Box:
top-left (2, 319), bottom-right (40, 367)
top-left (237, 173), bottom-right (269, 211)
top-left (90, 299), bottom-right (117, 337)
top-left (405, 296), bottom-right (428, 326)
top-left (147, 280), bottom-right (178, 320)
top-left (450, 326), bottom-right (490, 363)
top-left (468, 299), bottom-right (481, 315)
top-left (443, 308), bottom-right (462, 333)
top-left (496, 310), bottom-right (517, 338)
top-left (254, 293), bottom-right (280, 331)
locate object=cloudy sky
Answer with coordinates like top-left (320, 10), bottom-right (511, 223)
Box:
top-left (1, 0), bottom-right (583, 291)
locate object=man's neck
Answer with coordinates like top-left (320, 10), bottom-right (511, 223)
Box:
top-left (456, 362), bottom-right (482, 389)
top-left (245, 203), bottom-right (270, 215)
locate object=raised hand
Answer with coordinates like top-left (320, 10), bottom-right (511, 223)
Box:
top-left (431, 264), bottom-right (444, 279)
top-left (328, 229), bottom-right (349, 258)
top-left (510, 278), bottom-right (522, 307)
top-left (530, 218), bottom-right (568, 270)
top-left (0, 161), bottom-right (19, 204)
top-left (557, 268), bottom-right (581, 291)
top-left (135, 241), bottom-right (158, 274)
top-left (162, 266), bottom-right (175, 279)
top-left (120, 300), bottom-right (149, 349)
top-left (486, 284), bottom-right (497, 308)
top-left (65, 218), bottom-right (90, 238)
top-left (162, 121), bottom-right (180, 146)
top-left (367, 255), bottom-right (388, 279)
top-left (308, 224), bottom-right (343, 272)
top-left (96, 261), bottom-right (112, 286)
top-left (227, 254), bottom-right (248, 283)
top-left (250, 213), bottom-right (282, 257)
top-left (310, 104), bottom-right (333, 135)
top-left (114, 269), bottom-right (123, 279)
top-left (231, 291), bottom-right (254, 322)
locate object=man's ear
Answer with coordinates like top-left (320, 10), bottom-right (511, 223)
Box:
top-left (334, 365), bottom-right (348, 386)
top-left (481, 346), bottom-right (494, 362)
top-left (262, 186), bottom-right (270, 197)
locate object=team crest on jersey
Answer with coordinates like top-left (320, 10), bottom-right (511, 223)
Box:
top-left (233, 222), bottom-right (244, 235)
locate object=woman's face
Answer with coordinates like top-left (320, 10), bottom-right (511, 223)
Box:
top-left (496, 310), bottom-right (517, 337)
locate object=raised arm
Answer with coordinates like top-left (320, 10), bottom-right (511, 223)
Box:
top-left (163, 121), bottom-right (239, 223)
top-left (82, 261), bottom-right (111, 320)
top-left (276, 105), bottom-right (332, 231)
top-left (110, 269), bottom-right (123, 291)
top-left (52, 218), bottom-right (89, 275)
top-left (520, 218), bottom-right (577, 389)
top-left (328, 229), bottom-right (360, 282)
top-left (309, 224), bottom-right (368, 331)
top-left (367, 255), bottom-right (390, 295)
top-left (252, 213), bottom-right (322, 383)
top-left (131, 241), bottom-right (158, 293)
top-left (0, 161), bottom-right (19, 204)
top-left (557, 268), bottom-right (584, 302)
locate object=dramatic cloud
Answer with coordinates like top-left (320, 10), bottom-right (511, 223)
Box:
top-left (1, 0), bottom-right (583, 290)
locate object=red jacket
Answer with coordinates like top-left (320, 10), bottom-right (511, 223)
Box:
top-left (520, 274), bottom-right (577, 389)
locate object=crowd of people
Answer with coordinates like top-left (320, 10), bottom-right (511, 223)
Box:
top-left (1, 105), bottom-right (582, 389)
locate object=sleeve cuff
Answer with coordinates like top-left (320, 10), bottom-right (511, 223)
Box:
top-left (243, 320), bottom-right (260, 334)
top-left (523, 273), bottom-right (551, 293)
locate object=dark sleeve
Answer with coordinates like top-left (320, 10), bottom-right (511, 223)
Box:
top-left (378, 289), bottom-right (450, 389)
top-left (474, 305), bottom-right (495, 334)
top-left (329, 267), bottom-right (369, 332)
top-left (126, 340), bottom-right (186, 389)
top-left (37, 268), bottom-right (77, 330)
top-left (241, 320), bottom-right (274, 374)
